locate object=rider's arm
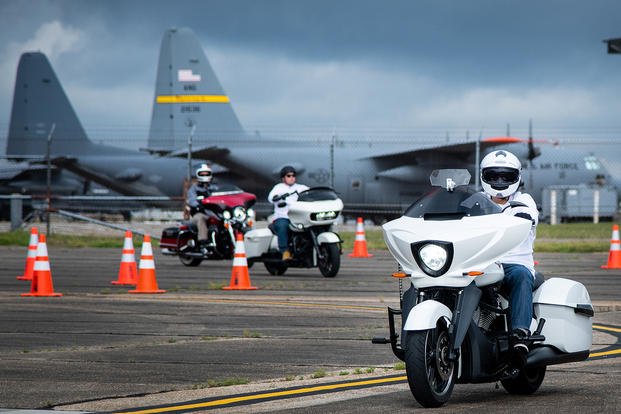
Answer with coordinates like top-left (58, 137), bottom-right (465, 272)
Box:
top-left (512, 193), bottom-right (539, 227)
top-left (268, 184), bottom-right (287, 203)
top-left (187, 185), bottom-right (198, 208)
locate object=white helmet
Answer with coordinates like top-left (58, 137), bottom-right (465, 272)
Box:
top-left (195, 164), bottom-right (213, 183)
top-left (480, 150), bottom-right (522, 198)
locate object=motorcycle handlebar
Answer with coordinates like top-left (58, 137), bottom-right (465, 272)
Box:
top-left (271, 190), bottom-right (299, 203)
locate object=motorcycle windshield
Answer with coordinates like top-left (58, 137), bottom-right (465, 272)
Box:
top-left (297, 187), bottom-right (339, 202)
top-left (404, 187), bottom-right (502, 220)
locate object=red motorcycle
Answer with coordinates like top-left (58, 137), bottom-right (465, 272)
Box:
top-left (160, 185), bottom-right (256, 266)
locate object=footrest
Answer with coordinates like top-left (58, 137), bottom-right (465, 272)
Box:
top-left (372, 336), bottom-right (390, 344)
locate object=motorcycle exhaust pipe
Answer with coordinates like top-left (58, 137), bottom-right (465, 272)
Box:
top-left (526, 346), bottom-right (590, 367)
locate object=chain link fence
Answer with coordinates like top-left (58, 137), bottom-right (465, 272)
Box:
top-left (1, 127), bottom-right (619, 228)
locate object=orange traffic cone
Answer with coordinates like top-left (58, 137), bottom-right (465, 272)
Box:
top-left (601, 224), bottom-right (621, 269)
top-left (17, 227), bottom-right (38, 280)
top-left (223, 232), bottom-right (257, 290)
top-left (129, 235), bottom-right (166, 294)
top-left (348, 217), bottom-right (373, 258)
top-left (21, 234), bottom-right (62, 297)
top-left (111, 230), bottom-right (138, 285)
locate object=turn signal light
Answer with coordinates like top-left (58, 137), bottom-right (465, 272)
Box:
top-left (463, 271), bottom-right (484, 276)
top-left (391, 272), bottom-right (408, 278)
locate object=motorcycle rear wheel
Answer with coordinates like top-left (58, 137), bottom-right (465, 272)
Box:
top-left (264, 262), bottom-right (288, 275)
top-left (405, 323), bottom-right (455, 408)
top-left (177, 233), bottom-right (202, 266)
top-left (501, 365), bottom-right (546, 394)
top-left (179, 255), bottom-right (202, 267)
top-left (318, 243), bottom-right (340, 278)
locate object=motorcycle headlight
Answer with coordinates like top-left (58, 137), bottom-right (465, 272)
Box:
top-left (310, 211), bottom-right (339, 221)
top-left (247, 208), bottom-right (256, 219)
top-left (223, 210), bottom-right (232, 220)
top-left (411, 241), bottom-right (454, 277)
top-left (233, 206), bottom-right (247, 221)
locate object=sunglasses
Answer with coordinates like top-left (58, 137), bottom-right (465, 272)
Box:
top-left (285, 174), bottom-right (296, 178)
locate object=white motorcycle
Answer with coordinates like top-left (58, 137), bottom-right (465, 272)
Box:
top-left (244, 187), bottom-right (344, 277)
top-left (373, 169), bottom-right (593, 408)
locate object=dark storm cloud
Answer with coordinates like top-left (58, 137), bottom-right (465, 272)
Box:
top-left (0, 0), bottom-right (620, 132)
top-left (65, 0), bottom-right (618, 86)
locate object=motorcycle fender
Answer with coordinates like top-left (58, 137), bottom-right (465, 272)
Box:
top-left (403, 300), bottom-right (453, 331)
top-left (317, 231), bottom-right (341, 244)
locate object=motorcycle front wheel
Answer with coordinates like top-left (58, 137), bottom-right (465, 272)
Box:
top-left (405, 322), bottom-right (455, 408)
top-left (318, 243), bottom-right (340, 278)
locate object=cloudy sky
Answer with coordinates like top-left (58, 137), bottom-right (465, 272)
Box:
top-left (0, 0), bottom-right (620, 141)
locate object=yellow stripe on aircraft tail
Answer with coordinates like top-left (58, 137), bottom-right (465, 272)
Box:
top-left (156, 95), bottom-right (230, 104)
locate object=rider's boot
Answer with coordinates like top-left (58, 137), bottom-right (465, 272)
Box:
top-left (282, 250), bottom-right (292, 261)
top-left (198, 240), bottom-right (210, 254)
top-left (509, 327), bottom-right (530, 369)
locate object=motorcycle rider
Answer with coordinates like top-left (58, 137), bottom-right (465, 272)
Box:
top-left (268, 165), bottom-right (309, 260)
top-left (186, 164), bottom-right (217, 252)
top-left (480, 149), bottom-right (539, 365)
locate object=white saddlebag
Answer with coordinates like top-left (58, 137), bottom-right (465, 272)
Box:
top-left (244, 228), bottom-right (275, 258)
top-left (532, 277), bottom-right (593, 353)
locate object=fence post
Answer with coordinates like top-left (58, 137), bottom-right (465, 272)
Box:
top-left (10, 194), bottom-right (23, 231)
top-left (593, 189), bottom-right (600, 224)
top-left (550, 189), bottom-right (557, 225)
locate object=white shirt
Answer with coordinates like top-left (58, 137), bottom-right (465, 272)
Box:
top-left (490, 191), bottom-right (539, 277)
top-left (268, 182), bottom-right (309, 221)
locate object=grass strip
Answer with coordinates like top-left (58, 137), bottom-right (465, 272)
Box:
top-left (0, 221), bottom-right (614, 252)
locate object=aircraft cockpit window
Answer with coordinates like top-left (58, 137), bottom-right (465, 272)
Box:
top-left (584, 156), bottom-right (601, 170)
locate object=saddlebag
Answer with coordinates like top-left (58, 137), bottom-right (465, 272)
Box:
top-left (244, 228), bottom-right (275, 258)
top-left (532, 277), bottom-right (593, 353)
top-left (160, 226), bottom-right (180, 252)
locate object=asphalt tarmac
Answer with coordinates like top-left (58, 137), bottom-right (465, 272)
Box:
top-left (1, 245), bottom-right (619, 412)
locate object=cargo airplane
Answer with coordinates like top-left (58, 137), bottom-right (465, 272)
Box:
top-left (2, 27), bottom-right (616, 220)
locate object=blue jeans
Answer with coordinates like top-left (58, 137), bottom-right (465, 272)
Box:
top-left (272, 218), bottom-right (291, 252)
top-left (502, 263), bottom-right (534, 331)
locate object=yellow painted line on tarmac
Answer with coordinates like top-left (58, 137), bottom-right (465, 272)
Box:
top-left (116, 323), bottom-right (620, 413)
top-left (592, 324), bottom-right (621, 333)
top-left (115, 375), bottom-right (408, 414)
top-left (589, 348), bottom-right (621, 358)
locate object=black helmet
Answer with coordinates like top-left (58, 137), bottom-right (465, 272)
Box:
top-left (279, 165), bottom-right (297, 178)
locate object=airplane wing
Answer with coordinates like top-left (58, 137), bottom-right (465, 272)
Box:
top-left (52, 157), bottom-right (168, 196)
top-left (369, 137), bottom-right (526, 167)
top-left (139, 147), bottom-right (174, 157)
top-left (164, 145), bottom-right (274, 187)
top-left (0, 161), bottom-right (50, 180)
top-left (368, 137), bottom-right (534, 182)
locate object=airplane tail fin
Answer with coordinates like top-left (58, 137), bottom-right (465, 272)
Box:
top-left (6, 52), bottom-right (94, 158)
top-left (148, 27), bottom-right (246, 151)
